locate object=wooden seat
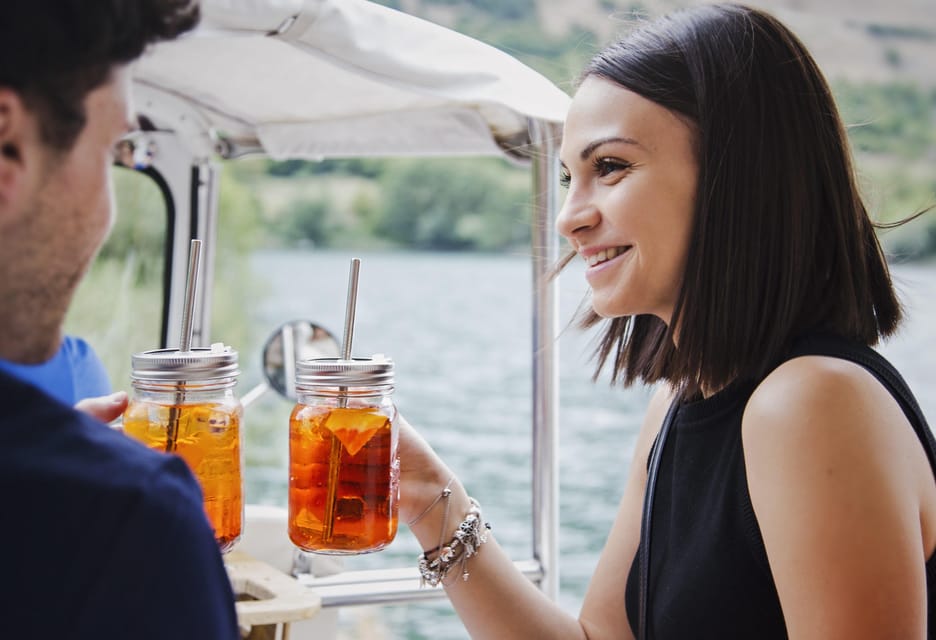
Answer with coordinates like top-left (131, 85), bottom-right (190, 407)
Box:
top-left (225, 551), bottom-right (322, 640)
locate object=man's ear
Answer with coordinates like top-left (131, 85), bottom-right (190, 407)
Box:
top-left (0, 88), bottom-right (38, 216)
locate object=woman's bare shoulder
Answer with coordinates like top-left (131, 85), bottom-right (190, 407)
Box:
top-left (740, 353), bottom-right (918, 512)
top-left (740, 354), bottom-right (931, 638)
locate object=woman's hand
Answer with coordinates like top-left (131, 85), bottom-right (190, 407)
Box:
top-left (394, 416), bottom-right (587, 640)
top-left (396, 412), bottom-right (462, 526)
top-left (75, 391), bottom-right (128, 424)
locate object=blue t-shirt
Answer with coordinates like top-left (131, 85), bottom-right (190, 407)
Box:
top-left (0, 335), bottom-right (111, 404)
top-left (0, 369), bottom-right (239, 639)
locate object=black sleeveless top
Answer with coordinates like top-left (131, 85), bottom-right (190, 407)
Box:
top-left (623, 334), bottom-right (936, 638)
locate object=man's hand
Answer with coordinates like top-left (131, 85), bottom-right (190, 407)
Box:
top-left (75, 391), bottom-right (129, 424)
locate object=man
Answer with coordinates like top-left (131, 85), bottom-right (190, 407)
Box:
top-left (0, 335), bottom-right (113, 405)
top-left (0, 2), bottom-right (239, 637)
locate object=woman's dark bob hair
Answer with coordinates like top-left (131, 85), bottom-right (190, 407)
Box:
top-left (573, 3), bottom-right (901, 395)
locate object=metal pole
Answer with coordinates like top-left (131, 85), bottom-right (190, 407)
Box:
top-left (195, 161), bottom-right (221, 346)
top-left (529, 119), bottom-right (562, 601)
top-left (146, 132), bottom-right (217, 350)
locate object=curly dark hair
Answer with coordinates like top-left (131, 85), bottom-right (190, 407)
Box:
top-left (0, 0), bottom-right (200, 150)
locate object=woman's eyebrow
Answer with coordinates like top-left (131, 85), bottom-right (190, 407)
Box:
top-left (579, 136), bottom-right (642, 160)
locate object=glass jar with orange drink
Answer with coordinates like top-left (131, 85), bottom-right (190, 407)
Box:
top-left (122, 344), bottom-right (243, 553)
top-left (289, 356), bottom-right (398, 554)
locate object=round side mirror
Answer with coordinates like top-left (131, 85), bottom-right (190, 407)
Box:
top-left (262, 320), bottom-right (341, 400)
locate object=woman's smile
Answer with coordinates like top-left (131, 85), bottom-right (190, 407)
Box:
top-left (557, 77), bottom-right (698, 322)
top-left (583, 245), bottom-right (633, 284)
top-left (583, 245), bottom-right (632, 267)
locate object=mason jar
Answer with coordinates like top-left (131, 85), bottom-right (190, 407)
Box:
top-left (122, 344), bottom-right (243, 553)
top-left (288, 356), bottom-right (399, 554)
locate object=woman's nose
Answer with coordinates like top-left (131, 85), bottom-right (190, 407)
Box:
top-left (556, 192), bottom-right (600, 240)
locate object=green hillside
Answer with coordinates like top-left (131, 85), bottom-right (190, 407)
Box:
top-left (363, 0), bottom-right (936, 259)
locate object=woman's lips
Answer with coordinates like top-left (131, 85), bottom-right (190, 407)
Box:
top-left (583, 245), bottom-right (632, 284)
top-left (584, 245), bottom-right (632, 267)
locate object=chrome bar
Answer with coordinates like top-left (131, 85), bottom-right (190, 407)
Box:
top-left (146, 131), bottom-right (199, 349)
top-left (193, 161), bottom-right (221, 346)
top-left (300, 560), bottom-right (544, 608)
top-left (240, 380), bottom-right (270, 409)
top-left (529, 119), bottom-right (563, 601)
top-left (283, 324), bottom-right (297, 399)
top-left (149, 139), bottom-right (220, 349)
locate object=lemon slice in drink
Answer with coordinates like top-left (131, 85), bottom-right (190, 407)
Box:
top-left (322, 408), bottom-right (389, 456)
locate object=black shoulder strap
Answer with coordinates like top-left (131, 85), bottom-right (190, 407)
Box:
top-left (789, 335), bottom-right (936, 471)
top-left (637, 337), bottom-right (931, 640)
top-left (638, 397), bottom-right (680, 640)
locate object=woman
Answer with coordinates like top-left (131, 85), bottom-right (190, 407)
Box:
top-left (398, 4), bottom-right (935, 638)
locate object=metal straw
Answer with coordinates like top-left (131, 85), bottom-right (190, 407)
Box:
top-left (323, 257), bottom-right (361, 541)
top-left (340, 259), bottom-right (361, 362)
top-left (179, 240), bottom-right (202, 353)
top-left (166, 239), bottom-right (202, 452)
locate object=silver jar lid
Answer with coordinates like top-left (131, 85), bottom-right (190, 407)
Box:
top-left (131, 343), bottom-right (240, 382)
top-left (295, 355), bottom-right (394, 388)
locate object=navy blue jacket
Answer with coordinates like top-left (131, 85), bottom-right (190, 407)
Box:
top-left (0, 370), bottom-right (239, 639)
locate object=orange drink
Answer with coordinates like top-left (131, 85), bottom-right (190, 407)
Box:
top-left (124, 346), bottom-right (243, 553)
top-left (289, 357), bottom-right (398, 554)
top-left (124, 400), bottom-right (243, 552)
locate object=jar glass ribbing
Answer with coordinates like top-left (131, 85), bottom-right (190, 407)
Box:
top-left (289, 356), bottom-right (399, 554)
top-left (122, 346), bottom-right (243, 553)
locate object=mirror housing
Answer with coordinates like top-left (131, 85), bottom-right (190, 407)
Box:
top-left (262, 320), bottom-right (341, 400)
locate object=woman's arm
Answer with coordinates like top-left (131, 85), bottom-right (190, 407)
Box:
top-left (398, 385), bottom-right (673, 639)
top-left (399, 415), bottom-right (586, 639)
top-left (578, 385), bottom-right (673, 639)
top-left (743, 355), bottom-right (936, 640)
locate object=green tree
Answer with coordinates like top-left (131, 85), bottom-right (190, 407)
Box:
top-left (376, 158), bottom-right (530, 250)
top-left (835, 82), bottom-right (936, 158)
top-left (277, 196), bottom-right (335, 247)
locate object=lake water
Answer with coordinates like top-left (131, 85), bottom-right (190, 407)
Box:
top-left (242, 249), bottom-right (936, 639)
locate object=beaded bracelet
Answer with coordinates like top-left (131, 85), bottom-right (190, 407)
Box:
top-left (417, 497), bottom-right (491, 588)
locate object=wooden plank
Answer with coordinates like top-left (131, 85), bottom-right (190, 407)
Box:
top-left (226, 550), bottom-right (322, 627)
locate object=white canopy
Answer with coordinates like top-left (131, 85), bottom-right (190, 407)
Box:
top-left (132, 0), bottom-right (571, 161)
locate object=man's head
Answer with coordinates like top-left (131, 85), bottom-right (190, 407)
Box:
top-left (1, 0), bottom-right (199, 151)
top-left (0, 1), bottom-right (199, 363)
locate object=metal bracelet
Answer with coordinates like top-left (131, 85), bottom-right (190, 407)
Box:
top-left (417, 497), bottom-right (491, 588)
top-left (407, 475), bottom-right (456, 527)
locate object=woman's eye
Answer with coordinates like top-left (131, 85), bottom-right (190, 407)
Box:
top-left (593, 158), bottom-right (631, 178)
top-left (559, 159), bottom-right (630, 187)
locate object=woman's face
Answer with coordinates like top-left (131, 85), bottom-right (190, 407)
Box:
top-left (557, 76), bottom-right (698, 325)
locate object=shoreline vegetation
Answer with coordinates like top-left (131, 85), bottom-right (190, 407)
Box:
top-left (206, 0), bottom-right (936, 260)
top-left (68, 0), bottom-right (935, 387)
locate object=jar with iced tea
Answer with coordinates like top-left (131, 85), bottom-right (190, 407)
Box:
top-left (289, 356), bottom-right (398, 554)
top-left (122, 344), bottom-right (243, 553)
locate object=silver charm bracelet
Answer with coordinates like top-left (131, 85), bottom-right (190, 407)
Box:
top-left (417, 497), bottom-right (491, 587)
